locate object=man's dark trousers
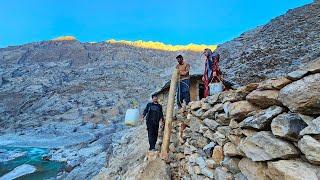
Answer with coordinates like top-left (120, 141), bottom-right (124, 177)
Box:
top-left (147, 122), bottom-right (159, 150)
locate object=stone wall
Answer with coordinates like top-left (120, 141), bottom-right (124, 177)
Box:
top-left (167, 58), bottom-right (320, 180)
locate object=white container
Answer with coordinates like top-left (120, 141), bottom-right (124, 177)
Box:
top-left (125, 108), bottom-right (140, 126)
top-left (209, 82), bottom-right (223, 95)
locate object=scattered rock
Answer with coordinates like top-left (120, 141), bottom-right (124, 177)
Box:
top-left (214, 167), bottom-right (233, 180)
top-left (206, 94), bottom-right (220, 105)
top-left (206, 159), bottom-right (219, 169)
top-left (212, 145), bottom-right (224, 165)
top-left (221, 157), bottom-right (241, 174)
top-left (201, 102), bottom-right (211, 111)
top-left (271, 113), bottom-right (308, 141)
top-left (246, 90), bottom-right (282, 108)
top-left (298, 135), bottom-right (320, 164)
top-left (203, 118), bottom-right (220, 131)
top-left (201, 167), bottom-right (215, 179)
top-left (219, 90), bottom-right (246, 103)
top-left (239, 131), bottom-right (299, 161)
top-left (298, 114), bottom-right (315, 125)
top-left (223, 142), bottom-right (244, 157)
top-left (234, 172), bottom-right (248, 180)
top-left (303, 57), bottom-right (320, 74)
top-left (238, 158), bottom-right (270, 180)
top-left (189, 116), bottom-right (202, 133)
top-left (213, 131), bottom-right (228, 146)
top-left (190, 101), bottom-right (202, 111)
top-left (203, 142), bottom-right (216, 158)
top-left (279, 74), bottom-right (320, 115)
top-left (191, 109), bottom-right (205, 118)
top-left (300, 116), bottom-right (320, 136)
top-left (257, 77), bottom-right (292, 90)
top-left (236, 83), bottom-right (259, 94)
top-left (228, 101), bottom-right (258, 121)
top-left (287, 70), bottom-right (308, 80)
top-left (241, 106), bottom-right (284, 130)
top-left (267, 160), bottom-right (320, 180)
top-left (190, 133), bottom-right (209, 149)
top-left (202, 103), bottom-right (224, 119)
top-left (196, 156), bottom-right (207, 169)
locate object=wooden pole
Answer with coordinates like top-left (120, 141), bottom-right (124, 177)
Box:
top-left (160, 69), bottom-right (179, 160)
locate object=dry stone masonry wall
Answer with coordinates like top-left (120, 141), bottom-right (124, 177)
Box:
top-left (168, 58), bottom-right (320, 180)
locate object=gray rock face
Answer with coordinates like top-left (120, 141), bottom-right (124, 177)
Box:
top-left (241, 106), bottom-right (284, 130)
top-left (238, 158), bottom-right (270, 180)
top-left (246, 90), bottom-right (282, 108)
top-left (228, 101), bottom-right (258, 121)
top-left (217, 2), bottom-right (320, 85)
top-left (214, 167), bottom-right (233, 180)
top-left (300, 116), bottom-right (320, 136)
top-left (287, 70), bottom-right (308, 80)
top-left (203, 118), bottom-right (220, 130)
top-left (279, 74), bottom-right (320, 115)
top-left (271, 113), bottom-right (308, 141)
top-left (267, 160), bottom-right (320, 180)
top-left (221, 157), bottom-right (241, 174)
top-left (298, 135), bottom-right (320, 164)
top-left (0, 164), bottom-right (36, 180)
top-left (239, 131), bottom-right (299, 161)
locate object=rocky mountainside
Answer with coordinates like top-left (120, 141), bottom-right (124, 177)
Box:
top-left (0, 40), bottom-right (202, 131)
top-left (0, 1), bottom-right (319, 179)
top-left (218, 1), bottom-right (320, 85)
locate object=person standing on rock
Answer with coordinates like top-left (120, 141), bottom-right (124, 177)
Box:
top-left (202, 48), bottom-right (224, 97)
top-left (176, 55), bottom-right (191, 108)
top-left (141, 94), bottom-right (164, 151)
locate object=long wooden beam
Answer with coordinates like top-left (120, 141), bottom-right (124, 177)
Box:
top-left (160, 69), bottom-right (179, 160)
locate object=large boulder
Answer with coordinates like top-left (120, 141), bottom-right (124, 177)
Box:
top-left (241, 106), bottom-right (284, 130)
top-left (246, 90), bottom-right (282, 108)
top-left (0, 164), bottom-right (37, 180)
top-left (227, 101), bottom-right (258, 121)
top-left (287, 70), bottom-right (308, 80)
top-left (303, 57), bottom-right (320, 74)
top-left (279, 74), bottom-right (320, 115)
top-left (298, 135), bottom-right (320, 165)
top-left (238, 158), bottom-right (270, 180)
top-left (300, 116), bottom-right (320, 136)
top-left (257, 77), bottom-right (292, 90)
top-left (271, 113), bottom-right (308, 141)
top-left (219, 90), bottom-right (246, 103)
top-left (239, 131), bottom-right (299, 161)
top-left (267, 160), bottom-right (320, 180)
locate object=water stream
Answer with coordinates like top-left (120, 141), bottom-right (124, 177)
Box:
top-left (0, 146), bottom-right (65, 180)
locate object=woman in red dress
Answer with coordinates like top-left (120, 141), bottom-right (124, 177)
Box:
top-left (202, 48), bottom-right (223, 98)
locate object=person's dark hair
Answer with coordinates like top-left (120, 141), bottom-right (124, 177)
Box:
top-left (151, 94), bottom-right (157, 98)
top-left (176, 55), bottom-right (183, 59)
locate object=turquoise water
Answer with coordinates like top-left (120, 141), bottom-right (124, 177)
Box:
top-left (0, 146), bottom-right (65, 180)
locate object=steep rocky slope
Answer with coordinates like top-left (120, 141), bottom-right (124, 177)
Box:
top-left (0, 1), bottom-right (319, 179)
top-left (218, 1), bottom-right (320, 85)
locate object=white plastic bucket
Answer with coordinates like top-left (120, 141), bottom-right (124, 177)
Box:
top-left (125, 108), bottom-right (140, 126)
top-left (209, 82), bottom-right (223, 95)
